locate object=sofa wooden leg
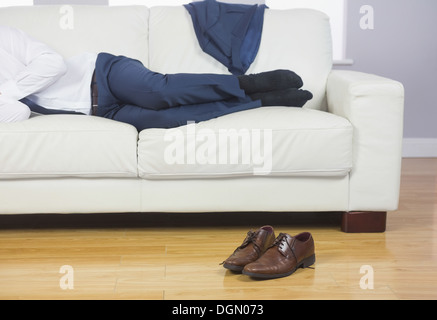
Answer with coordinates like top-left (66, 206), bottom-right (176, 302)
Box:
top-left (341, 211), bottom-right (387, 233)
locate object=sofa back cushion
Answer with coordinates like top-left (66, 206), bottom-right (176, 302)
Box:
top-left (0, 5), bottom-right (149, 65)
top-left (0, 5), bottom-right (332, 111)
top-left (149, 7), bottom-right (333, 110)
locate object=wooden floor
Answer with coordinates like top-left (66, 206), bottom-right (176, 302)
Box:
top-left (0, 158), bottom-right (436, 300)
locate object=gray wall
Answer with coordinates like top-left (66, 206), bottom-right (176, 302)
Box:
top-left (338, 0), bottom-right (437, 141)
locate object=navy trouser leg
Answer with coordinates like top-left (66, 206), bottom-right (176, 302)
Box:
top-left (106, 57), bottom-right (248, 110)
top-left (95, 53), bottom-right (261, 130)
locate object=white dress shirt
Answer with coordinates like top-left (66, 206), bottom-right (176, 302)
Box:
top-left (0, 26), bottom-right (97, 118)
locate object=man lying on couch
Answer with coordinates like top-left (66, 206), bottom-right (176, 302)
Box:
top-left (0, 25), bottom-right (313, 131)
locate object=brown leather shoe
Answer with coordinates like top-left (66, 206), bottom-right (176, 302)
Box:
top-left (222, 226), bottom-right (276, 272)
top-left (242, 232), bottom-right (315, 279)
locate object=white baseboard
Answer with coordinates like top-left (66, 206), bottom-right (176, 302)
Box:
top-left (403, 138), bottom-right (437, 158)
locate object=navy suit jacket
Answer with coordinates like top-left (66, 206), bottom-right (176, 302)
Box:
top-left (184, 0), bottom-right (267, 75)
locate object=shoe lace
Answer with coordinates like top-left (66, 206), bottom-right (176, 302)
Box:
top-left (272, 233), bottom-right (288, 250)
top-left (239, 230), bottom-right (257, 249)
top-left (271, 233), bottom-right (314, 269)
top-left (220, 230), bottom-right (259, 266)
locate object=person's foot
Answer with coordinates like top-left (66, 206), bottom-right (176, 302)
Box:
top-left (250, 88), bottom-right (313, 107)
top-left (238, 70), bottom-right (304, 94)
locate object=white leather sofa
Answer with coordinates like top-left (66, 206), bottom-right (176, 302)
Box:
top-left (0, 5), bottom-right (404, 232)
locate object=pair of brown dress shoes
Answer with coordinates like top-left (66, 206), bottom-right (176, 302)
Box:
top-left (222, 226), bottom-right (315, 279)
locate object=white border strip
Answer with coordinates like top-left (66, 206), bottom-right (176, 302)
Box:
top-left (403, 138), bottom-right (437, 158)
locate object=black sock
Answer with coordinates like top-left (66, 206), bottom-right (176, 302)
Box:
top-left (250, 88), bottom-right (313, 108)
top-left (238, 70), bottom-right (304, 94)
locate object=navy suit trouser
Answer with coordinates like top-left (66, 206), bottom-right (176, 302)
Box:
top-left (95, 53), bottom-right (262, 131)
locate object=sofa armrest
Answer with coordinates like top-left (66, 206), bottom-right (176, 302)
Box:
top-left (327, 70), bottom-right (405, 211)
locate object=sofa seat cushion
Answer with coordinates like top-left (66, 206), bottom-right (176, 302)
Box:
top-left (0, 115), bottom-right (138, 179)
top-left (138, 108), bottom-right (353, 179)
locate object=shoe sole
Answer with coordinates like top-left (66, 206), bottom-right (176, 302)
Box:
top-left (223, 263), bottom-right (244, 272)
top-left (242, 254), bottom-right (316, 280)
